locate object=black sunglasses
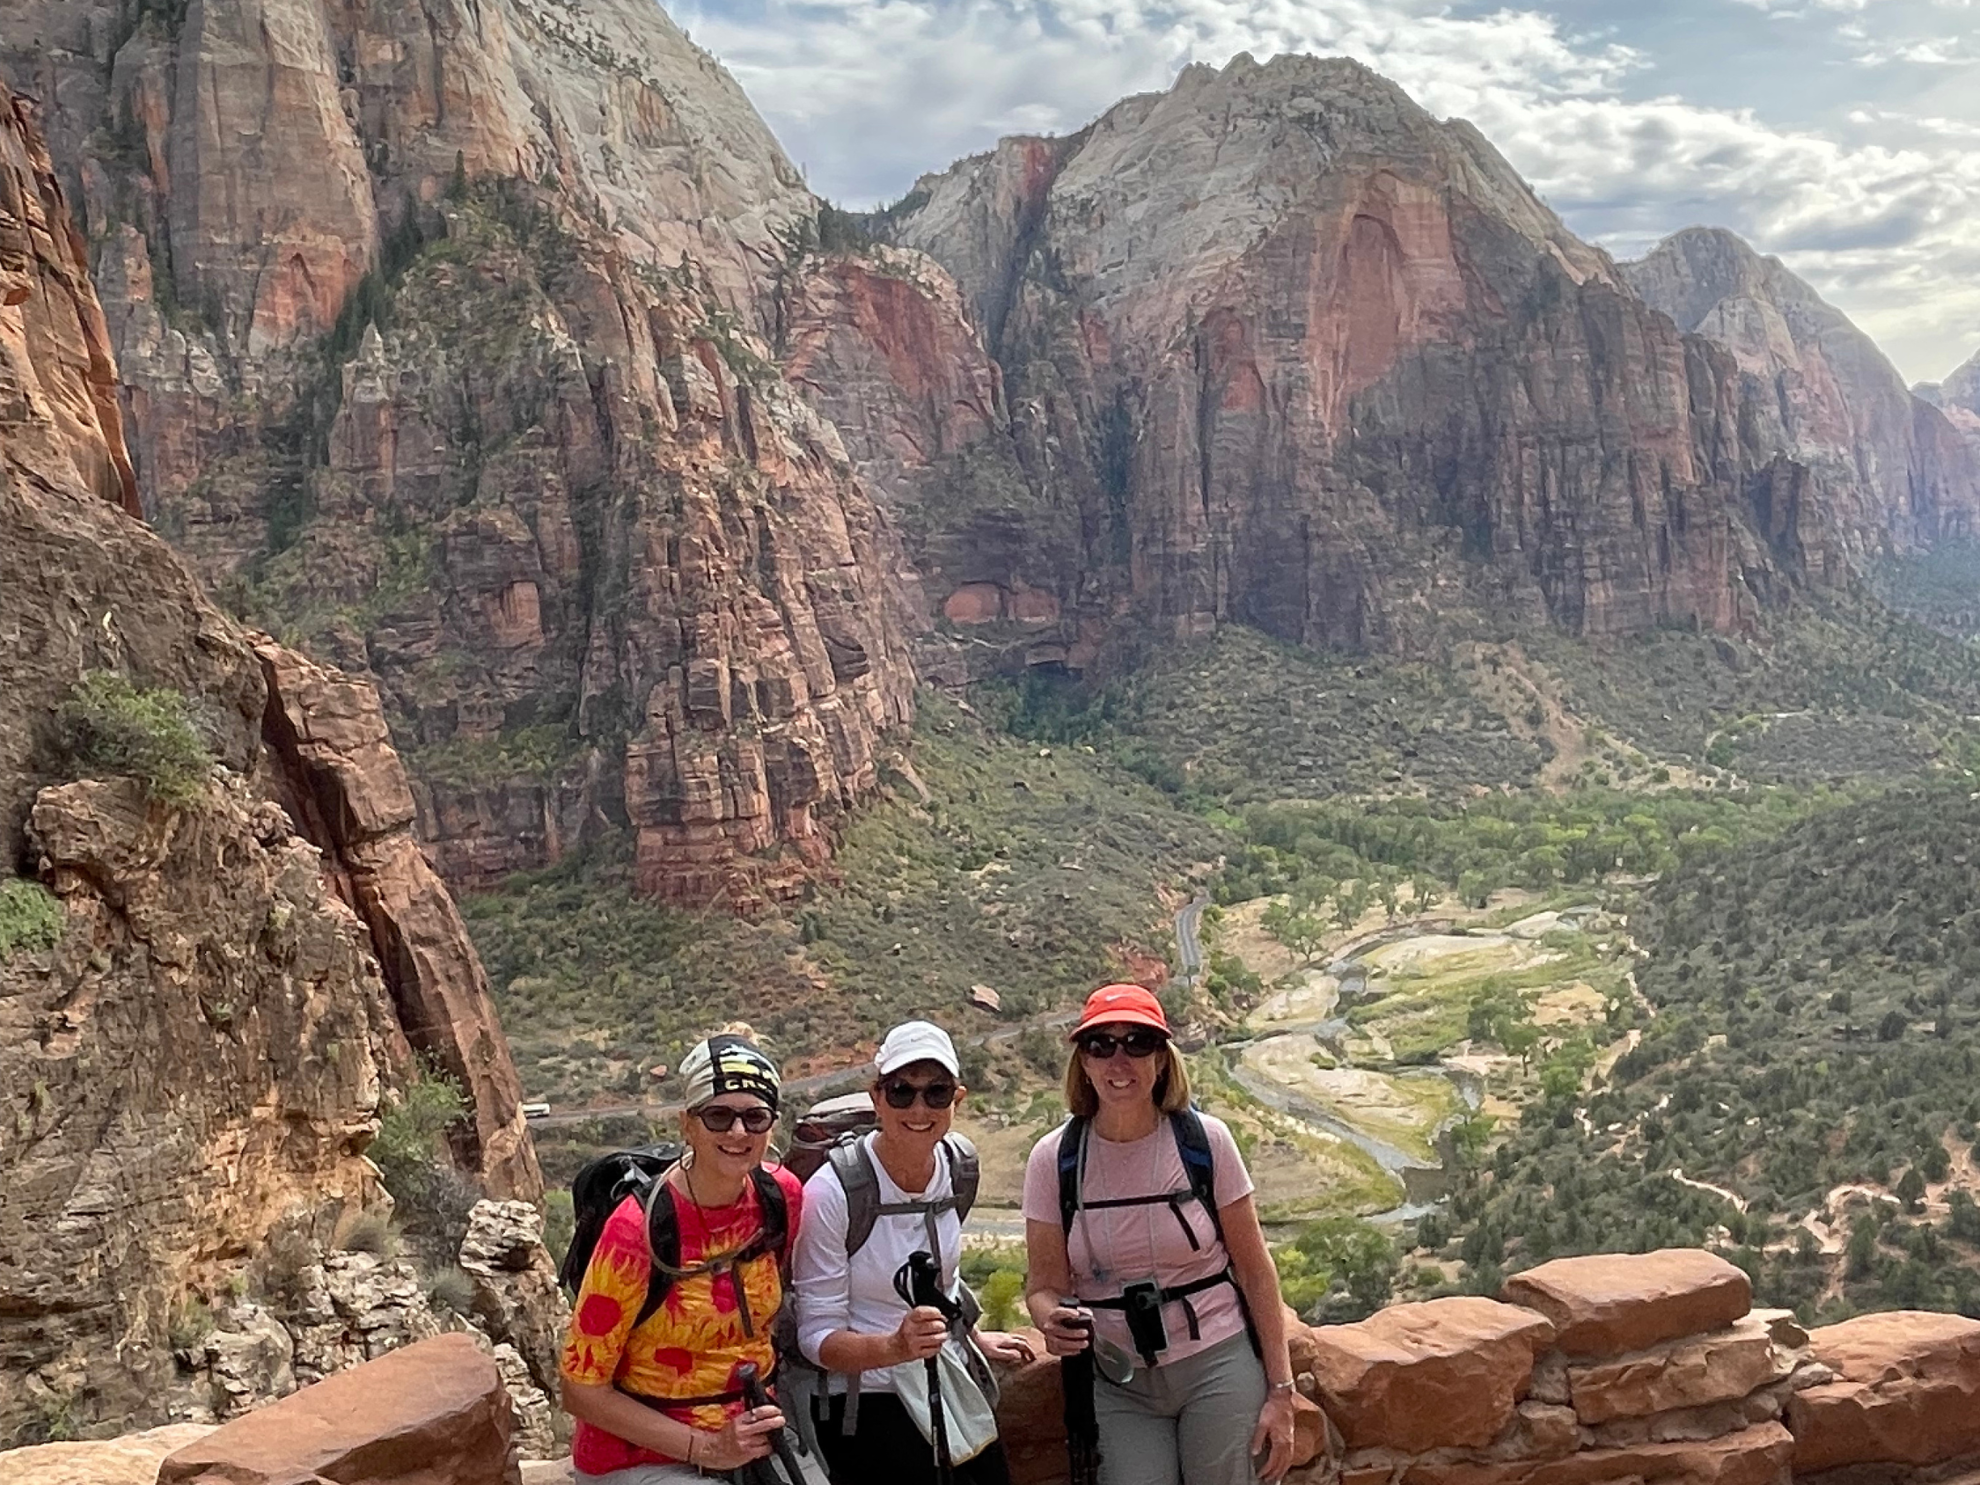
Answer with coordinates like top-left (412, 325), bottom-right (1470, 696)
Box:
top-left (880, 1078), bottom-right (959, 1110)
top-left (1077, 1029), bottom-right (1167, 1060)
top-left (694, 1104), bottom-right (776, 1134)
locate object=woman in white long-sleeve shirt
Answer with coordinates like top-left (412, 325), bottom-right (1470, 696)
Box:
top-left (793, 1021), bottom-right (1034, 1485)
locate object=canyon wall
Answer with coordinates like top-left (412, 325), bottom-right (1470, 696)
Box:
top-left (878, 56), bottom-right (1980, 663)
top-left (1917, 349), bottom-right (1980, 459)
top-left (1623, 228), bottom-right (1979, 557)
top-left (1, 82), bottom-right (544, 1439)
top-left (0, 0), bottom-right (919, 904)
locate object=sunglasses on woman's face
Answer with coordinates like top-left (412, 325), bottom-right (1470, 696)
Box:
top-left (694, 1104), bottom-right (776, 1134)
top-left (1077, 1028), bottom-right (1167, 1060)
top-left (880, 1078), bottom-right (958, 1110)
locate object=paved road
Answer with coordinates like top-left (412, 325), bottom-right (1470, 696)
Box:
top-left (1174, 892), bottom-right (1210, 984)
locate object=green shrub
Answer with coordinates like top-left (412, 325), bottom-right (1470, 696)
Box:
top-left (0, 878), bottom-right (64, 961)
top-left (372, 1061), bottom-right (479, 1243)
top-left (58, 671), bottom-right (213, 807)
top-left (337, 1209), bottom-right (396, 1256)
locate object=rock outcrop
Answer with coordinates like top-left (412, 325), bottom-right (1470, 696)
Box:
top-left (1, 0), bottom-right (917, 906)
top-left (0, 79), bottom-right (544, 1440)
top-left (0, 1424), bottom-right (216, 1485)
top-left (1623, 228), bottom-right (1978, 557)
top-left (878, 56), bottom-right (1979, 665)
top-left (1787, 1312), bottom-right (1980, 1475)
top-left (156, 1333), bottom-right (517, 1485)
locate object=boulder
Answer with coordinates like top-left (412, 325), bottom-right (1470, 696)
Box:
top-left (1787, 1312), bottom-right (1980, 1472)
top-left (1501, 1251), bottom-right (1750, 1357)
top-left (0, 1424), bottom-right (215, 1485)
top-left (157, 1333), bottom-right (517, 1485)
top-left (1399, 1420), bottom-right (1793, 1485)
top-left (1307, 1296), bottom-right (1556, 1451)
top-left (1567, 1314), bottom-right (1785, 1423)
top-left (990, 1328), bottom-right (1068, 1485)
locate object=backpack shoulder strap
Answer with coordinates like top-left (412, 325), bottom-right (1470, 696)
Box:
top-left (1056, 1117), bottom-right (1088, 1235)
top-left (1170, 1107), bottom-right (1225, 1246)
top-left (635, 1178), bottom-right (682, 1330)
top-left (748, 1165), bottom-right (792, 1272)
top-left (830, 1135), bottom-right (883, 1260)
top-left (945, 1134), bottom-right (980, 1225)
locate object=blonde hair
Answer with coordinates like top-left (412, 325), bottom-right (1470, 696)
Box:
top-left (1063, 1040), bottom-right (1192, 1118)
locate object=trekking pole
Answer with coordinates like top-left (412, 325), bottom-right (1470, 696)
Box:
top-left (898, 1250), bottom-right (955, 1485)
top-left (736, 1362), bottom-right (808, 1485)
top-left (1060, 1305), bottom-right (1101, 1485)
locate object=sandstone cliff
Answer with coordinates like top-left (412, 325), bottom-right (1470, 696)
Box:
top-left (1917, 348), bottom-right (1980, 457)
top-left (1, 0), bottom-right (918, 905)
top-left (1, 83), bottom-right (544, 1438)
top-left (1624, 227), bottom-right (1978, 558)
top-left (879, 56), bottom-right (1980, 659)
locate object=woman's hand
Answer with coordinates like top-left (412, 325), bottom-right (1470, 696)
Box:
top-left (1039, 1303), bottom-right (1093, 1358)
top-left (694, 1405), bottom-right (786, 1472)
top-left (1249, 1389), bottom-right (1299, 1482)
top-left (973, 1330), bottom-right (1038, 1365)
top-left (894, 1304), bottom-right (950, 1362)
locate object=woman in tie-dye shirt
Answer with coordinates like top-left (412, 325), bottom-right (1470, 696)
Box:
top-left (560, 1032), bottom-right (805, 1483)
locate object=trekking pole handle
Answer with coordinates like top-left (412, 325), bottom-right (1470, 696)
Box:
top-left (907, 1248), bottom-right (944, 1310)
top-left (734, 1363), bottom-right (808, 1485)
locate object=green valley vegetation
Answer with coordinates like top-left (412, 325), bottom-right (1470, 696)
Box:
top-left (1438, 781), bottom-right (1980, 1321)
top-left (466, 693), bottom-right (1225, 1103)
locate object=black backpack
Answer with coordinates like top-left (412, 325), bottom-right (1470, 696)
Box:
top-left (558, 1143), bottom-right (793, 1336)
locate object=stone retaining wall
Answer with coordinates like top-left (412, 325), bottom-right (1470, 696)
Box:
top-left (4, 1249), bottom-right (1977, 1485)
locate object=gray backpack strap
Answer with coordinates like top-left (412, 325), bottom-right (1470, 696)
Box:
top-left (828, 1136), bottom-right (883, 1261)
top-left (945, 1134), bottom-right (980, 1225)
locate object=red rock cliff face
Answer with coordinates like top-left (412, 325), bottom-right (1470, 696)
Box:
top-left (2, 0), bottom-right (916, 905)
top-left (2, 80), bottom-right (539, 1435)
top-left (885, 56), bottom-right (1973, 658)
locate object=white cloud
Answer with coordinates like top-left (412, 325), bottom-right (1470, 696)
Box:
top-left (677, 0), bottom-right (1980, 380)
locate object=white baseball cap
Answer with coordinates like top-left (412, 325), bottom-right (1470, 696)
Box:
top-left (875, 1020), bottom-right (961, 1078)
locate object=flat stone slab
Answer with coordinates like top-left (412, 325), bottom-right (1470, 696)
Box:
top-left (1789, 1311), bottom-right (1980, 1472)
top-left (158, 1333), bottom-right (514, 1485)
top-left (1308, 1296), bottom-right (1556, 1451)
top-left (0, 1424), bottom-right (216, 1485)
top-left (1501, 1249), bottom-right (1751, 1357)
top-left (1399, 1420), bottom-right (1793, 1485)
top-left (1568, 1314), bottom-right (1785, 1424)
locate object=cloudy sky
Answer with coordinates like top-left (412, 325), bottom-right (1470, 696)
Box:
top-left (672, 0), bottom-right (1980, 384)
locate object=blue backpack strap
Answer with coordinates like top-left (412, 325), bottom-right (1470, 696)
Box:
top-left (1169, 1107), bottom-right (1224, 1245)
top-left (1057, 1116), bottom-right (1088, 1234)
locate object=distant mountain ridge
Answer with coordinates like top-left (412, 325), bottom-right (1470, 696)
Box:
top-left (5, 17), bottom-right (1978, 903)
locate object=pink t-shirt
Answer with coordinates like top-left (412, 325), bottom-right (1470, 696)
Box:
top-left (1022, 1114), bottom-right (1255, 1366)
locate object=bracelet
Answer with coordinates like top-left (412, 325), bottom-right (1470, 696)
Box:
top-left (1268, 1380), bottom-right (1296, 1395)
top-left (685, 1431), bottom-right (700, 1469)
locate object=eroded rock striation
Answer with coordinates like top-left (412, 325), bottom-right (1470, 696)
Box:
top-left (1, 0), bottom-right (917, 906)
top-left (879, 56), bottom-right (1980, 661)
top-left (1, 80), bottom-right (542, 1438)
top-left (1624, 228), bottom-right (1978, 561)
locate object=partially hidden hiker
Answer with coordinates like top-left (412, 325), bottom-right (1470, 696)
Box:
top-left (792, 1020), bottom-right (1035, 1485)
top-left (1022, 985), bottom-right (1300, 1485)
top-left (559, 1029), bottom-right (804, 1483)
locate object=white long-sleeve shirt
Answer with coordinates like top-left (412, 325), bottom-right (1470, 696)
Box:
top-left (793, 1133), bottom-right (963, 1396)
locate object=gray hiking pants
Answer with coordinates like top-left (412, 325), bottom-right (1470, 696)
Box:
top-left (1094, 1332), bottom-right (1267, 1485)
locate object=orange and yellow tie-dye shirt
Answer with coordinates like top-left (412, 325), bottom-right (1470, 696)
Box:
top-left (559, 1169), bottom-right (803, 1477)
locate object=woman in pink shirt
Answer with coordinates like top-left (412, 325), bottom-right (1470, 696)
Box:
top-left (1023, 985), bottom-right (1298, 1485)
